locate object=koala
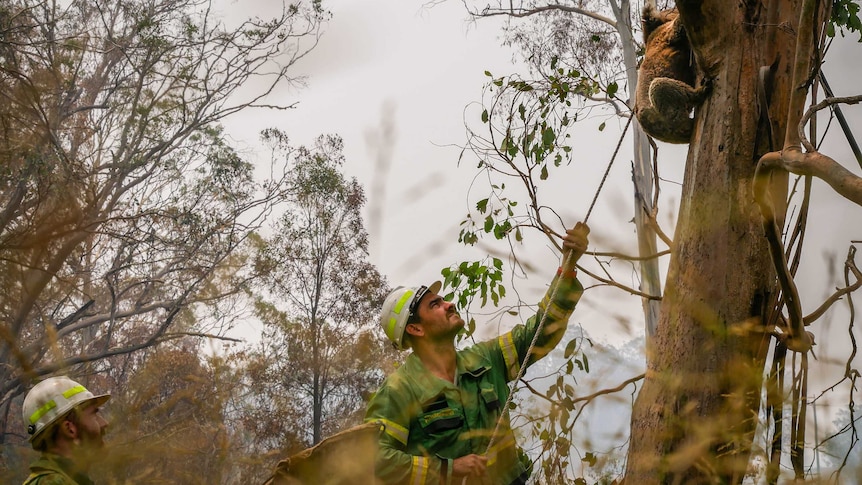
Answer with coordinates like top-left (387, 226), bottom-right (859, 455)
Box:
top-left (634, 5), bottom-right (710, 144)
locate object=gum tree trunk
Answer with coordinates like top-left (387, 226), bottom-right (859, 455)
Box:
top-left (624, 0), bottom-right (802, 482)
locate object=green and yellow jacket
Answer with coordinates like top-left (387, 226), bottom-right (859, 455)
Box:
top-left (24, 453), bottom-right (94, 485)
top-left (365, 273), bottom-right (583, 485)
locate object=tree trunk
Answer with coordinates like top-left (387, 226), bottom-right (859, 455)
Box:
top-left (615, 0), bottom-right (663, 341)
top-left (313, 319), bottom-right (323, 445)
top-left (624, 0), bottom-right (801, 482)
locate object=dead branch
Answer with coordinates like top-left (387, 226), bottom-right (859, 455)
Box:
top-left (571, 373), bottom-right (644, 405)
top-left (646, 205), bottom-right (674, 248)
top-left (520, 373), bottom-right (644, 407)
top-left (578, 265), bottom-right (662, 300)
top-left (590, 248), bottom-right (672, 262)
top-left (751, 0), bottom-right (858, 353)
top-left (815, 73), bottom-right (862, 168)
top-left (470, 4), bottom-right (617, 28)
top-left (753, 155), bottom-right (809, 351)
top-left (804, 246), bottom-right (862, 324)
top-left (799, 94), bottom-right (862, 152)
top-left (757, 149), bottom-right (862, 206)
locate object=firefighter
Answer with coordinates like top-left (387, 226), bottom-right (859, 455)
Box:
top-left (21, 376), bottom-right (110, 485)
top-left (366, 222), bottom-right (590, 484)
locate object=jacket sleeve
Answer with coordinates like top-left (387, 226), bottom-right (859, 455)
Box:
top-left (496, 272), bottom-right (583, 382)
top-left (364, 383), bottom-right (453, 485)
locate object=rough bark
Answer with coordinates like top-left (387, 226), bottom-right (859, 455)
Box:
top-left (624, 0), bottom-right (801, 482)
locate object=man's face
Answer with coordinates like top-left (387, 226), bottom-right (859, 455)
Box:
top-left (71, 403), bottom-right (108, 450)
top-left (414, 291), bottom-right (464, 340)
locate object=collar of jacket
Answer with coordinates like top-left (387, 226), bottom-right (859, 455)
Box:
top-left (29, 453), bottom-right (94, 485)
top-left (403, 348), bottom-right (493, 401)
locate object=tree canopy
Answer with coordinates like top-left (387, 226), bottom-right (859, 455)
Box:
top-left (0, 0), bottom-right (330, 476)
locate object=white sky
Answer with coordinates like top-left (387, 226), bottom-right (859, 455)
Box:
top-left (214, 0), bottom-right (862, 366)
top-left (213, 0), bottom-right (862, 463)
top-left (217, 0), bottom-right (653, 342)
top-left (219, 0), bottom-right (516, 280)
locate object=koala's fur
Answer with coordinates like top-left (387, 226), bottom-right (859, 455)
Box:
top-left (634, 5), bottom-right (709, 144)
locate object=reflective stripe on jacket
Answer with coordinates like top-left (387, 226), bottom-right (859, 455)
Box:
top-left (365, 274), bottom-right (583, 485)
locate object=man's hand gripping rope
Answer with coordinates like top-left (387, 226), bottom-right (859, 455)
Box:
top-left (463, 222), bottom-right (589, 484)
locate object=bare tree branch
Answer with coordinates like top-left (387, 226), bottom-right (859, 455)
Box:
top-left (470, 4), bottom-right (617, 29)
top-left (804, 246), bottom-right (862, 324)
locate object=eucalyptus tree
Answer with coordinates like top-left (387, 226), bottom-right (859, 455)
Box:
top-left (249, 131), bottom-right (392, 447)
top-left (0, 0), bottom-right (327, 441)
top-left (100, 343), bottom-right (233, 483)
top-left (623, 1), bottom-right (862, 482)
top-left (454, 0), bottom-right (862, 483)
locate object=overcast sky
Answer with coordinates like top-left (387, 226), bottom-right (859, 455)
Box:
top-left (214, 0), bottom-right (862, 361)
top-left (219, 0), bottom-right (515, 280)
top-left (216, 0), bottom-right (659, 346)
top-left (213, 0), bottom-right (862, 457)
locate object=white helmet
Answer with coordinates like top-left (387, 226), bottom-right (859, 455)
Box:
top-left (380, 281), bottom-right (442, 350)
top-left (22, 376), bottom-right (110, 446)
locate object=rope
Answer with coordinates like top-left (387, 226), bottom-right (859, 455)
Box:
top-left (482, 251), bottom-right (575, 458)
top-left (585, 114), bottom-right (633, 223)
top-left (482, 115), bottom-right (633, 459)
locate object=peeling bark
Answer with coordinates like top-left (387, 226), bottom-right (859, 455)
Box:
top-left (624, 1), bottom-right (803, 482)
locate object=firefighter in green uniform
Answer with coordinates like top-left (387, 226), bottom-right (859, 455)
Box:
top-left (366, 222), bottom-right (590, 485)
top-left (21, 376), bottom-right (110, 485)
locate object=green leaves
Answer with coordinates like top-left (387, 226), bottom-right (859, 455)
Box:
top-left (476, 198), bottom-right (489, 213)
top-left (440, 258), bottom-right (506, 339)
top-left (465, 60), bottom-right (620, 256)
top-left (500, 131), bottom-right (519, 158)
top-left (459, 187), bottom-right (519, 245)
top-left (441, 257), bottom-right (505, 312)
top-left (830, 0), bottom-right (862, 38)
top-left (460, 59), bottom-right (625, 296)
top-left (564, 338), bottom-right (578, 359)
top-left (509, 79), bottom-right (534, 92)
top-left (534, 337), bottom-right (604, 483)
top-left (542, 126), bottom-right (556, 147)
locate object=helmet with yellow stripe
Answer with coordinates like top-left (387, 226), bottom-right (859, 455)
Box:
top-left (22, 376), bottom-right (110, 448)
top-left (380, 281), bottom-right (442, 350)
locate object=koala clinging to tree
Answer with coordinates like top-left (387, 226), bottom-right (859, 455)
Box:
top-left (634, 5), bottom-right (710, 144)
